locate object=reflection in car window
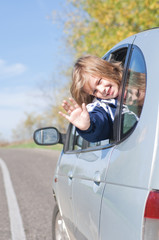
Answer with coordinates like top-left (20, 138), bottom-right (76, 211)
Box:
top-left (121, 46), bottom-right (146, 137)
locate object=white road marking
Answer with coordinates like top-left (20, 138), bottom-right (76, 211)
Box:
top-left (0, 158), bottom-right (26, 240)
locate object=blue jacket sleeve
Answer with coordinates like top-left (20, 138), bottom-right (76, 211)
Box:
top-left (76, 106), bottom-right (113, 142)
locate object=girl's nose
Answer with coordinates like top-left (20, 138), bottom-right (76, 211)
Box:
top-left (97, 85), bottom-right (105, 94)
top-left (131, 91), bottom-right (138, 102)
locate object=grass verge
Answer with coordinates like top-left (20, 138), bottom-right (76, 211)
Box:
top-left (0, 140), bottom-right (63, 151)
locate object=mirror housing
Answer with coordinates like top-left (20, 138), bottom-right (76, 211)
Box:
top-left (33, 127), bottom-right (66, 145)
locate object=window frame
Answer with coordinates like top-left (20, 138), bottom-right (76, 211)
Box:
top-left (113, 44), bottom-right (147, 144)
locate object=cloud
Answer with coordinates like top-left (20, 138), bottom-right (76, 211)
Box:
top-left (0, 87), bottom-right (50, 140)
top-left (0, 59), bottom-right (27, 79)
top-left (0, 87), bottom-right (47, 111)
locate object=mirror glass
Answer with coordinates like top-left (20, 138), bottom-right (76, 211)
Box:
top-left (34, 127), bottom-right (59, 145)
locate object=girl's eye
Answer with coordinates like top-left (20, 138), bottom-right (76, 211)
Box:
top-left (93, 78), bottom-right (102, 95)
top-left (98, 78), bottom-right (102, 84)
top-left (136, 89), bottom-right (140, 98)
top-left (93, 89), bottom-right (97, 95)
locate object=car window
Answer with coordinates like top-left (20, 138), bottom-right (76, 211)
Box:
top-left (87, 46), bottom-right (129, 148)
top-left (88, 45), bottom-right (146, 146)
top-left (107, 47), bottom-right (128, 67)
top-left (120, 46), bottom-right (146, 138)
top-left (65, 46), bottom-right (145, 152)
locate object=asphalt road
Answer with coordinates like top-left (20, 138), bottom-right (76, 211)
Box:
top-left (0, 148), bottom-right (60, 240)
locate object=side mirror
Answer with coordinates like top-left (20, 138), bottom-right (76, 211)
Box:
top-left (33, 127), bottom-right (62, 145)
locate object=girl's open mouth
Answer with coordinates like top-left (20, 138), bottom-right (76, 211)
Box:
top-left (105, 86), bottom-right (111, 96)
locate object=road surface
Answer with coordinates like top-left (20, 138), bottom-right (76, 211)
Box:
top-left (0, 148), bottom-right (60, 240)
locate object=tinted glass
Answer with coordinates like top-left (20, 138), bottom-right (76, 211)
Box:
top-left (121, 46), bottom-right (146, 137)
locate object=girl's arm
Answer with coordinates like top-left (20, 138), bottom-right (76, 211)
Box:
top-left (59, 98), bottom-right (113, 143)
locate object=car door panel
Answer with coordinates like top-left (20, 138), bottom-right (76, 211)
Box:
top-left (106, 125), bottom-right (155, 188)
top-left (72, 147), bottom-right (115, 240)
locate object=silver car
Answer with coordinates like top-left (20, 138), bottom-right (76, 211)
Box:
top-left (34, 28), bottom-right (159, 240)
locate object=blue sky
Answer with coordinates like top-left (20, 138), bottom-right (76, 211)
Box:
top-left (0, 0), bottom-right (72, 141)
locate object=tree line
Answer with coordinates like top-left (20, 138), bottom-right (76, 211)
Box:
top-left (12, 0), bottom-right (159, 142)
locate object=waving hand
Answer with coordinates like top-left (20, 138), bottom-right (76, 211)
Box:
top-left (59, 98), bottom-right (90, 131)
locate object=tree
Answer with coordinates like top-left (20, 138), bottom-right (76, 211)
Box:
top-left (12, 82), bottom-right (71, 142)
top-left (12, 113), bottom-right (47, 142)
top-left (63, 0), bottom-right (159, 57)
top-left (0, 132), bottom-right (8, 145)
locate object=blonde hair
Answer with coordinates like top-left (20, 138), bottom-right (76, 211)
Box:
top-left (70, 55), bottom-right (123, 106)
top-left (127, 70), bottom-right (146, 91)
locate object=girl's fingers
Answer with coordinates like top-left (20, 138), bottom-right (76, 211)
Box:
top-left (62, 103), bottom-right (68, 112)
top-left (69, 98), bottom-right (79, 108)
top-left (59, 111), bottom-right (70, 121)
top-left (62, 101), bottom-right (70, 112)
top-left (62, 99), bottom-right (76, 112)
top-left (82, 103), bottom-right (87, 112)
top-left (62, 105), bottom-right (74, 113)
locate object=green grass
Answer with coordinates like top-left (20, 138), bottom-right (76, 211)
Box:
top-left (0, 140), bottom-right (63, 151)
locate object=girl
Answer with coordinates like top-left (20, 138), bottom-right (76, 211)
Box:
top-left (59, 55), bottom-right (123, 142)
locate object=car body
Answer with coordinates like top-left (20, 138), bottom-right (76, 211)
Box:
top-left (34, 28), bottom-right (159, 240)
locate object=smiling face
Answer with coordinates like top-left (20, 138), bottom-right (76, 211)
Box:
top-left (83, 75), bottom-right (119, 100)
top-left (125, 87), bottom-right (145, 106)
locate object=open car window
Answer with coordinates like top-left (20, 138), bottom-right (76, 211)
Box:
top-left (87, 46), bottom-right (129, 148)
top-left (87, 45), bottom-right (146, 148)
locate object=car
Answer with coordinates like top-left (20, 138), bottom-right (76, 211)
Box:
top-left (33, 28), bottom-right (159, 240)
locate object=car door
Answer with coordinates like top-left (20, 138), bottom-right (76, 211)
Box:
top-left (100, 39), bottom-right (148, 240)
top-left (71, 141), bottom-right (114, 240)
top-left (70, 42), bottom-right (136, 240)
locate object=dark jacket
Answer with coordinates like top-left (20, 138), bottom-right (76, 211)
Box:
top-left (77, 98), bottom-right (117, 142)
